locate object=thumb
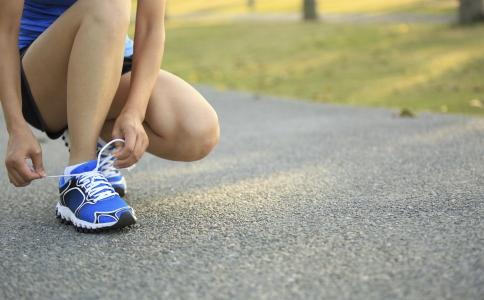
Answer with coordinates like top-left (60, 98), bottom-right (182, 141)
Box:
top-left (111, 125), bottom-right (124, 151)
top-left (30, 149), bottom-right (46, 177)
top-left (112, 124), bottom-right (122, 139)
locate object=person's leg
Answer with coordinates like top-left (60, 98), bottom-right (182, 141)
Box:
top-left (101, 70), bottom-right (220, 162)
top-left (22, 0), bottom-right (131, 165)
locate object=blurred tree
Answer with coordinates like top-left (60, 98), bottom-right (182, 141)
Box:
top-left (247, 0), bottom-right (255, 10)
top-left (303, 0), bottom-right (318, 21)
top-left (459, 0), bottom-right (484, 23)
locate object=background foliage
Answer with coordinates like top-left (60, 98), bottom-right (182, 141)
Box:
top-left (132, 1), bottom-right (484, 115)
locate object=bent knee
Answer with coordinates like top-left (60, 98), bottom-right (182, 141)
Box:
top-left (179, 111), bottom-right (220, 161)
top-left (192, 125), bottom-right (220, 161)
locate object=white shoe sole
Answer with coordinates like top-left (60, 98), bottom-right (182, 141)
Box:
top-left (55, 203), bottom-right (136, 233)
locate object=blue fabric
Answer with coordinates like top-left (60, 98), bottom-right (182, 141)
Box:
top-left (98, 215), bottom-right (117, 224)
top-left (63, 188), bottom-right (84, 213)
top-left (19, 0), bottom-right (134, 57)
top-left (59, 159), bottom-right (97, 186)
top-left (70, 159), bottom-right (98, 173)
top-left (78, 196), bottom-right (131, 223)
top-left (58, 159), bottom-right (132, 224)
top-left (108, 175), bottom-right (124, 183)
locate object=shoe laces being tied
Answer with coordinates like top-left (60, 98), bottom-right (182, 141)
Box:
top-left (49, 139), bottom-right (130, 203)
top-left (97, 143), bottom-right (121, 178)
top-left (77, 170), bottom-right (117, 202)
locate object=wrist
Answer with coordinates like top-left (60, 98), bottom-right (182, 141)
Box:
top-left (7, 117), bottom-right (30, 136)
top-left (120, 106), bottom-right (146, 122)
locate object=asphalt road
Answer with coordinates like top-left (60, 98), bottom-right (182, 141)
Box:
top-left (0, 86), bottom-right (483, 299)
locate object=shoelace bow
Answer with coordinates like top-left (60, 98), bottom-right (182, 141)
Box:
top-left (48, 139), bottom-right (129, 202)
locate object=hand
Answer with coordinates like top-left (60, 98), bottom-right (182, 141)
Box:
top-left (111, 111), bottom-right (149, 169)
top-left (5, 125), bottom-right (46, 187)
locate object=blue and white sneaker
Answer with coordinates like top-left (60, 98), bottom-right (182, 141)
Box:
top-left (61, 131), bottom-right (128, 196)
top-left (55, 160), bottom-right (136, 232)
top-left (97, 139), bottom-right (128, 197)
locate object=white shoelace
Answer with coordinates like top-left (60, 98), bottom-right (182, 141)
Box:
top-left (48, 139), bottom-right (129, 202)
top-left (75, 171), bottom-right (117, 201)
top-left (61, 132), bottom-right (133, 178)
top-left (98, 146), bottom-right (121, 178)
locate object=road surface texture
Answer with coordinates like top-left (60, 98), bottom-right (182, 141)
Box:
top-left (0, 86), bottom-right (483, 299)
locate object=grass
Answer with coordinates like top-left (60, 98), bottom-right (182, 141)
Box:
top-left (159, 21), bottom-right (484, 115)
top-left (166, 0), bottom-right (457, 16)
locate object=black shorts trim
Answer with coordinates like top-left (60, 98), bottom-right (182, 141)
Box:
top-left (19, 46), bottom-right (133, 140)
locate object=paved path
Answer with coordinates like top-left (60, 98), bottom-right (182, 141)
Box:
top-left (0, 87), bottom-right (483, 299)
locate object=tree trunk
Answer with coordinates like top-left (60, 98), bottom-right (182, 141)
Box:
top-left (303, 0), bottom-right (318, 21)
top-left (459, 0), bottom-right (484, 24)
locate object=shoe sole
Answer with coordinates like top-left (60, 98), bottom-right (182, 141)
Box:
top-left (55, 203), bottom-right (136, 233)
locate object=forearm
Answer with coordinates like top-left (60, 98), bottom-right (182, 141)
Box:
top-left (0, 0), bottom-right (28, 135)
top-left (122, 25), bottom-right (165, 120)
top-left (0, 35), bottom-right (29, 134)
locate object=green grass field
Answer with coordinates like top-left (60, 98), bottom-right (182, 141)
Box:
top-left (166, 0), bottom-right (457, 15)
top-left (160, 21), bottom-right (484, 115)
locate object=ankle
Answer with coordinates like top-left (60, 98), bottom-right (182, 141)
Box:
top-left (69, 152), bottom-right (96, 166)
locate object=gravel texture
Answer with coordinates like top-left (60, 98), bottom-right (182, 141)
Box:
top-left (0, 86), bottom-right (483, 299)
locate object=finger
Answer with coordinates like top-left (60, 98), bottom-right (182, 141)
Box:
top-left (30, 149), bottom-right (46, 177)
top-left (14, 158), bottom-right (42, 182)
top-left (8, 172), bottom-right (22, 187)
top-left (117, 131), bottom-right (146, 168)
top-left (111, 125), bottom-right (129, 149)
top-left (132, 134), bottom-right (147, 162)
top-left (9, 169), bottom-right (29, 187)
top-left (112, 126), bottom-right (121, 139)
top-left (115, 140), bottom-right (139, 168)
top-left (114, 157), bottom-right (135, 169)
top-left (143, 134), bottom-right (150, 151)
top-left (111, 126), bottom-right (124, 150)
top-left (115, 129), bottom-right (136, 160)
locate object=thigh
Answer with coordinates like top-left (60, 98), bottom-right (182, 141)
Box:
top-left (107, 69), bottom-right (219, 160)
top-left (21, 2), bottom-right (88, 132)
top-left (21, 0), bottom-right (127, 133)
top-left (108, 70), bottom-right (218, 140)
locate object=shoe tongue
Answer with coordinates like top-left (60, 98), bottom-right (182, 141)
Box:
top-left (97, 138), bottom-right (117, 156)
top-left (65, 160), bottom-right (98, 175)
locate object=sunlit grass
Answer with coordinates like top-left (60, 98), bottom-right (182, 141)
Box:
top-left (159, 21), bottom-right (484, 115)
top-left (165, 0), bottom-right (457, 16)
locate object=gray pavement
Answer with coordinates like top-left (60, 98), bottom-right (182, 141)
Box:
top-left (0, 86), bottom-right (483, 299)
